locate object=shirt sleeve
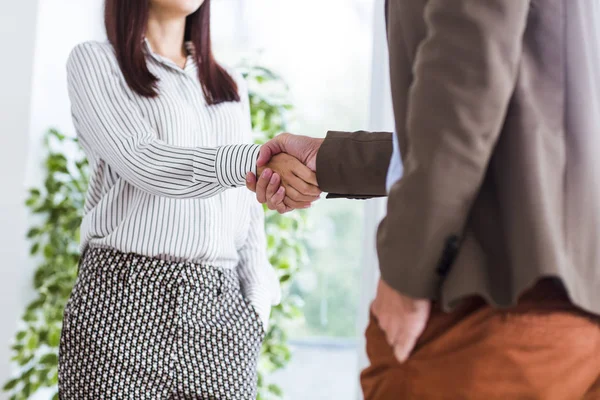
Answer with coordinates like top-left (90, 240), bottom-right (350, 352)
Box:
top-left (234, 75), bottom-right (281, 328)
top-left (236, 202), bottom-right (281, 329)
top-left (66, 42), bottom-right (260, 199)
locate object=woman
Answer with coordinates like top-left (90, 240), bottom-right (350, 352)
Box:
top-left (58, 0), bottom-right (320, 398)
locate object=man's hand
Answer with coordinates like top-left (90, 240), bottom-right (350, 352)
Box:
top-left (247, 133), bottom-right (324, 213)
top-left (253, 153), bottom-right (321, 212)
top-left (257, 133), bottom-right (324, 172)
top-left (371, 279), bottom-right (431, 363)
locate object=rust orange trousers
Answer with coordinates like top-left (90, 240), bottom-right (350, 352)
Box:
top-left (361, 281), bottom-right (600, 400)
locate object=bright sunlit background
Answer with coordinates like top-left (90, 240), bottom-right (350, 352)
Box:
top-left (216, 1), bottom-right (370, 397)
top-left (211, 2), bottom-right (385, 398)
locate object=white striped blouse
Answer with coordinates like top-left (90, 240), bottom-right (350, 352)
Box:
top-left (66, 40), bottom-right (280, 324)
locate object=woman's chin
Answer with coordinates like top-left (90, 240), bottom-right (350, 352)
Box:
top-left (181, 0), bottom-right (205, 15)
top-left (153, 0), bottom-right (205, 17)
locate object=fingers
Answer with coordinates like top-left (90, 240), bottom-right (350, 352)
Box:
top-left (370, 285), bottom-right (431, 365)
top-left (372, 302), bottom-right (402, 348)
top-left (266, 173), bottom-right (281, 200)
top-left (252, 169), bottom-right (290, 213)
top-left (267, 186), bottom-right (291, 214)
top-left (287, 176), bottom-right (322, 198)
top-left (376, 312), bottom-right (413, 363)
top-left (265, 153), bottom-right (321, 198)
top-left (252, 169), bottom-right (310, 213)
top-left (254, 169), bottom-right (286, 210)
top-left (276, 202), bottom-right (292, 214)
top-left (393, 333), bottom-right (419, 364)
top-left (285, 184), bottom-right (321, 203)
top-left (292, 163), bottom-right (319, 187)
top-left (245, 172), bottom-right (257, 193)
top-left (283, 196), bottom-right (312, 210)
top-left (255, 169), bottom-right (273, 203)
top-left (284, 158), bottom-right (321, 196)
top-left (267, 187), bottom-right (285, 211)
top-left (257, 135), bottom-right (287, 167)
top-left (261, 176), bottom-right (311, 212)
top-left (257, 145), bottom-right (275, 168)
top-left (252, 152), bottom-right (320, 213)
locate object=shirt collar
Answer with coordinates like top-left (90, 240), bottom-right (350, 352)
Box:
top-left (142, 38), bottom-right (196, 74)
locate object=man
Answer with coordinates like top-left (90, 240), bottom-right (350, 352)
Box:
top-left (249, 0), bottom-right (600, 398)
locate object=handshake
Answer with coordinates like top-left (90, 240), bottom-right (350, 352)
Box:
top-left (246, 133), bottom-right (324, 214)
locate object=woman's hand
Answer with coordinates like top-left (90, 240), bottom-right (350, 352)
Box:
top-left (253, 153), bottom-right (321, 212)
top-left (246, 170), bottom-right (289, 213)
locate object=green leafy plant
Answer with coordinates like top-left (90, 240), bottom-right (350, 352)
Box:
top-left (2, 128), bottom-right (86, 400)
top-left (3, 64), bottom-right (308, 400)
top-left (242, 64), bottom-right (310, 400)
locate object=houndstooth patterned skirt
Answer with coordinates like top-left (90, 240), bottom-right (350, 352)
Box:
top-left (58, 247), bottom-right (265, 400)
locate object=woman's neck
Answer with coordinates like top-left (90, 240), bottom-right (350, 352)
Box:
top-left (145, 13), bottom-right (188, 68)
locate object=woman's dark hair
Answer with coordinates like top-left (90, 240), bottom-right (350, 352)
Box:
top-left (104, 0), bottom-right (240, 105)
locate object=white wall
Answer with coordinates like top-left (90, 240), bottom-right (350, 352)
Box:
top-left (0, 0), bottom-right (42, 391)
top-left (0, 0), bottom-right (104, 396)
top-left (26, 0), bottom-right (105, 185)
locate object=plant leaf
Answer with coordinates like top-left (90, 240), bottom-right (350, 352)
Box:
top-left (40, 353), bottom-right (58, 366)
top-left (2, 378), bottom-right (18, 391)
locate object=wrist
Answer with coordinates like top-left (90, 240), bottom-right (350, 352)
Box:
top-left (307, 138), bottom-right (324, 172)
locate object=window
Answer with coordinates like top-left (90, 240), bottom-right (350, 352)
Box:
top-left (213, 1), bottom-right (376, 398)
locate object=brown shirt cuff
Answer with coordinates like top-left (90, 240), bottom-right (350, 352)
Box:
top-left (316, 131), bottom-right (393, 198)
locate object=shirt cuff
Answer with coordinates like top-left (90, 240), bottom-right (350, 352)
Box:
top-left (215, 144), bottom-right (260, 188)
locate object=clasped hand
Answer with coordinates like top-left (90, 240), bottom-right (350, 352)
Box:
top-left (246, 133), bottom-right (324, 213)
top-left (247, 133), bottom-right (431, 364)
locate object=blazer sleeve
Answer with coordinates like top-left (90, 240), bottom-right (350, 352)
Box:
top-left (377, 0), bottom-right (530, 300)
top-left (316, 131), bottom-right (393, 199)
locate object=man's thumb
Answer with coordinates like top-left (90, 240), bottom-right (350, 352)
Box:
top-left (257, 139), bottom-right (283, 167)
